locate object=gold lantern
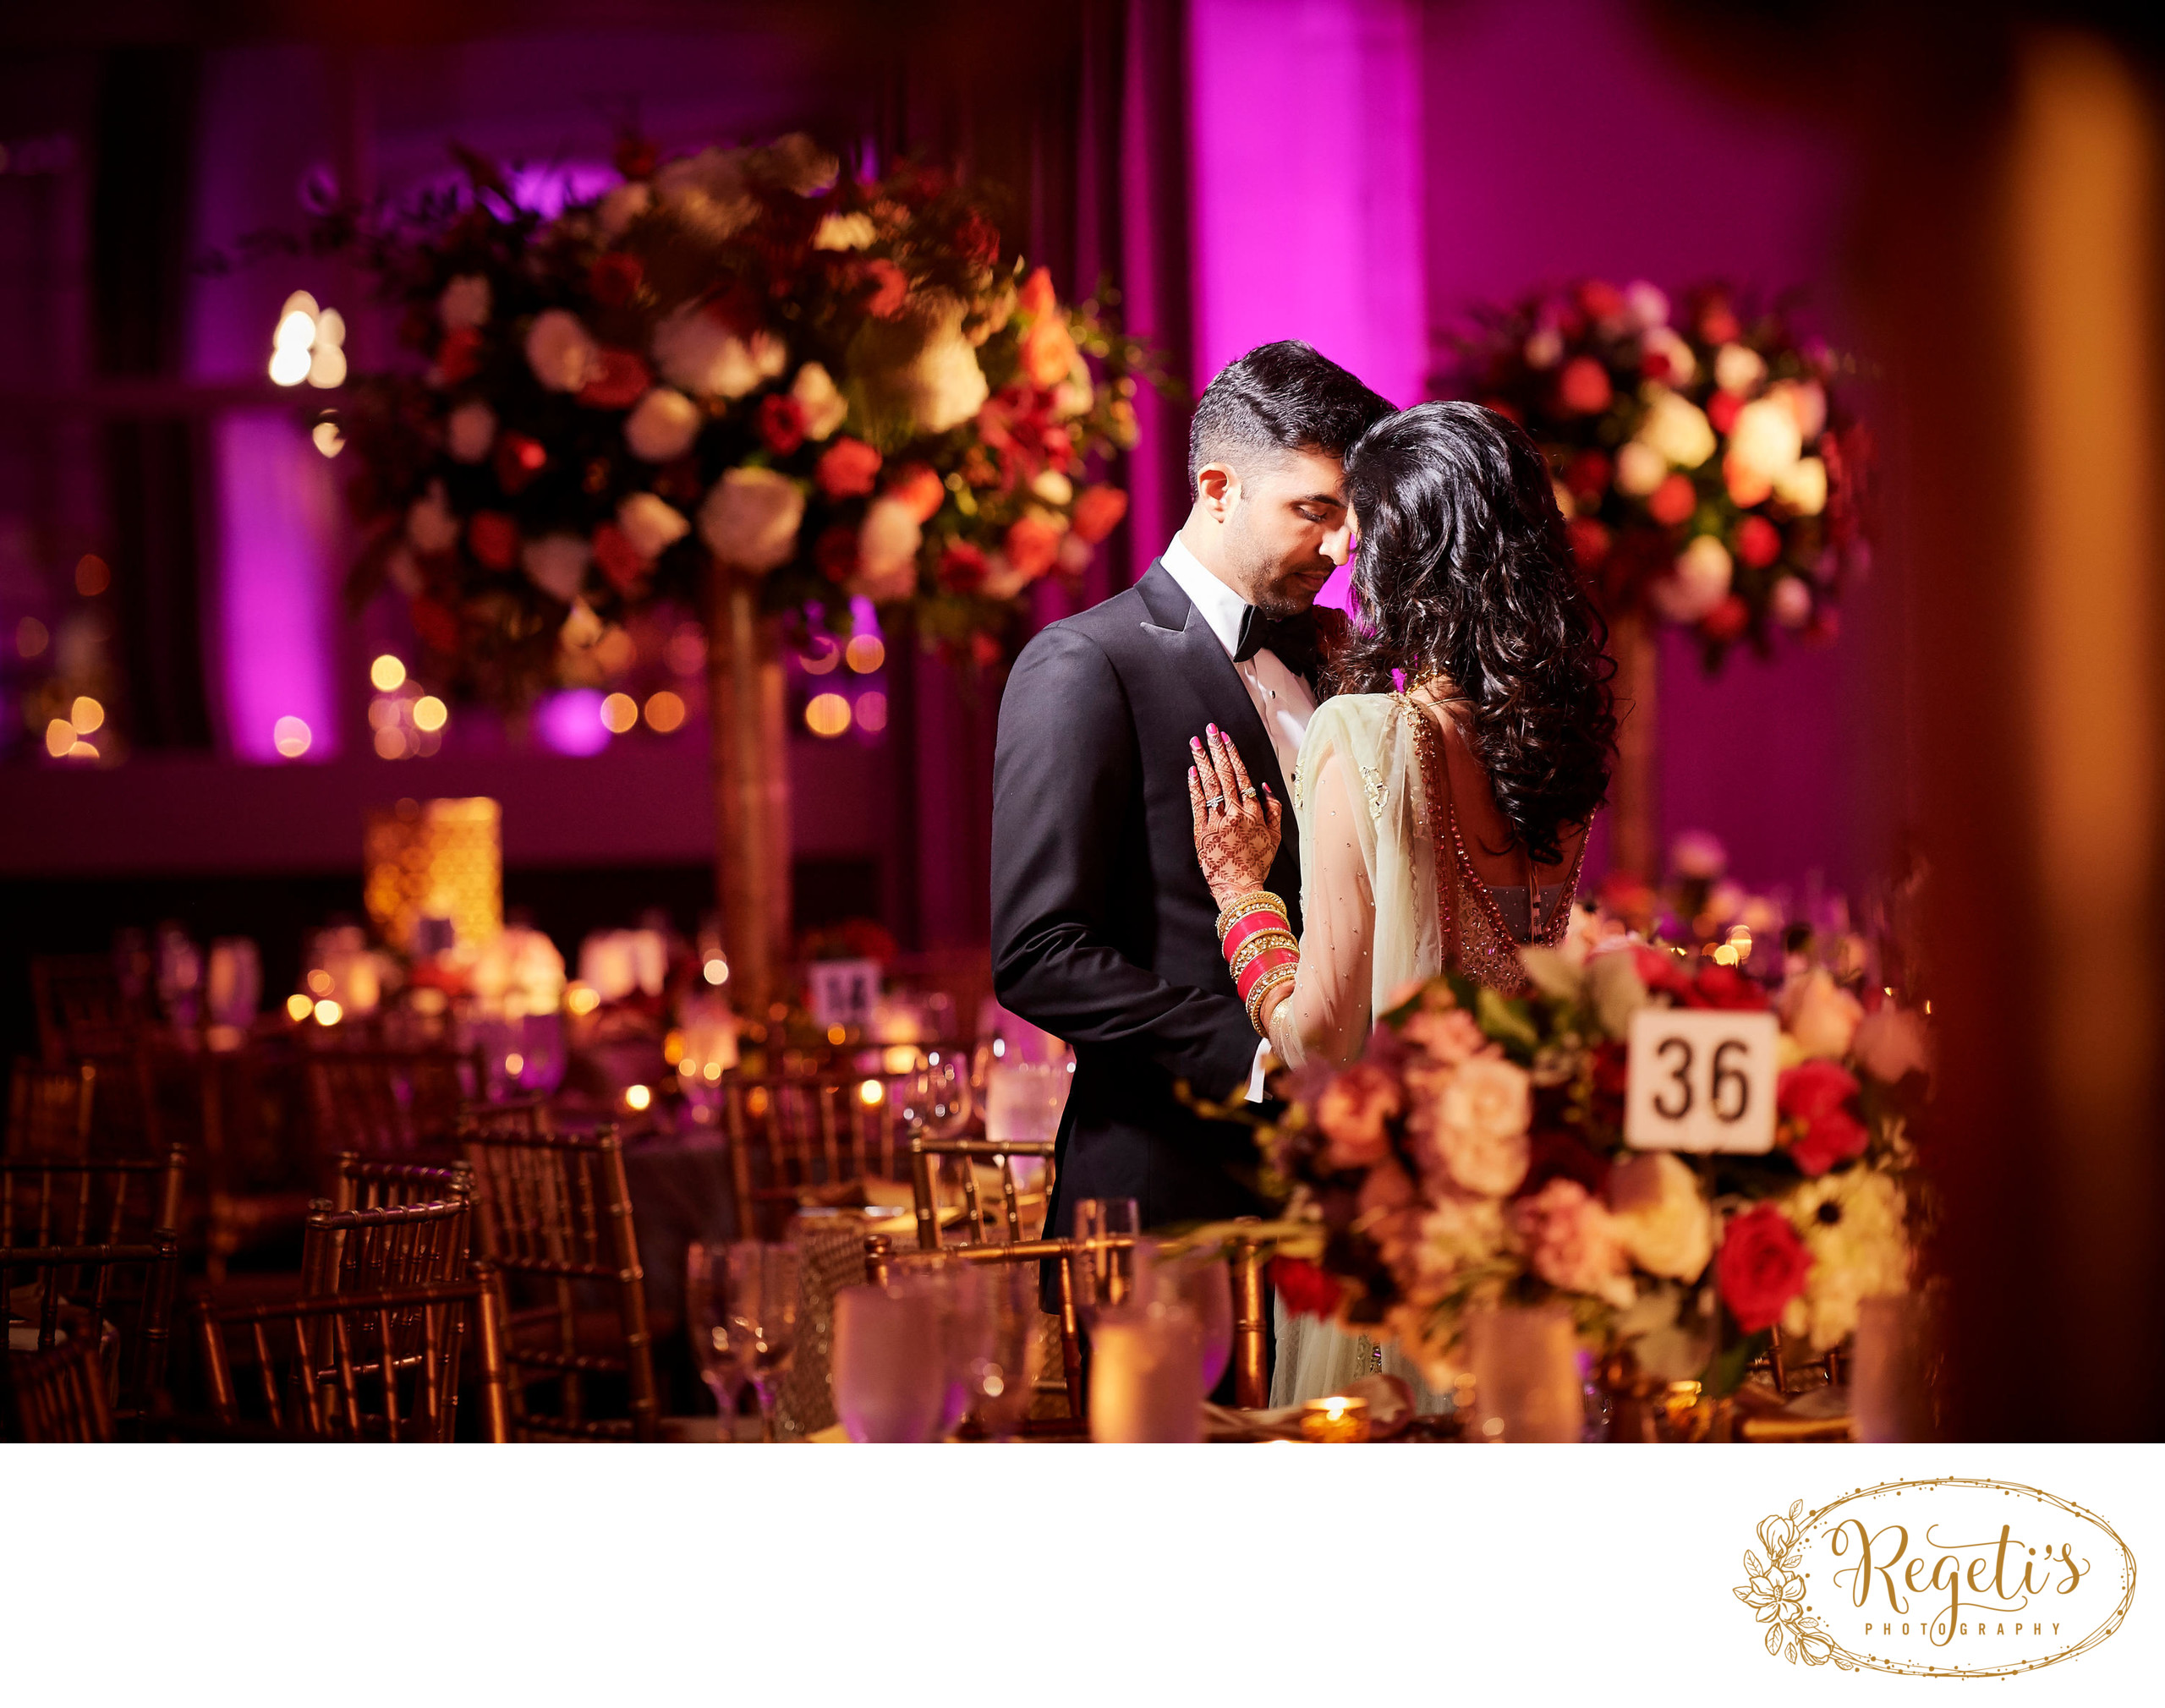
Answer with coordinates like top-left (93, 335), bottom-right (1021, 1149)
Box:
top-left (363, 797), bottom-right (502, 955)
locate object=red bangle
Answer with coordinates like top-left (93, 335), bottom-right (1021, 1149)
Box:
top-left (1236, 945), bottom-right (1298, 1005)
top-left (1223, 906), bottom-right (1291, 960)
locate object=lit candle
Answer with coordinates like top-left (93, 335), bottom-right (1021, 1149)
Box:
top-left (1300, 1394), bottom-right (1372, 1443)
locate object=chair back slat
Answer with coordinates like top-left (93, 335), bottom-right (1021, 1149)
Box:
top-left (0, 1230), bottom-right (181, 1426)
top-left (903, 1138), bottom-right (1057, 1252)
top-left (11, 1333), bottom-right (116, 1442)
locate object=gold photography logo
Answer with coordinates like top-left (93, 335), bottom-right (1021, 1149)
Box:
top-left (1735, 1478), bottom-right (2137, 1677)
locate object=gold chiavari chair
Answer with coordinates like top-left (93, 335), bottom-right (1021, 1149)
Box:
top-left (299, 1194), bottom-right (472, 1300)
top-left (3, 1234), bottom-right (181, 1428)
top-left (720, 1068), bottom-right (922, 1240)
top-left (6, 1059), bottom-right (96, 1160)
top-left (304, 1048), bottom-right (474, 1158)
top-left (328, 1152), bottom-right (473, 1214)
top-left (906, 1136), bottom-right (1057, 1252)
top-left (1, 1145), bottom-right (188, 1261)
top-left (459, 1121), bottom-right (658, 1441)
top-left (9, 1330), bottom-right (116, 1442)
top-left (195, 1044), bottom-right (318, 1284)
top-left (30, 955), bottom-right (145, 1065)
top-left (192, 1270), bottom-right (510, 1442)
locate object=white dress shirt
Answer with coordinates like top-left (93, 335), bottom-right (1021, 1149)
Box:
top-left (1159, 534), bottom-right (1318, 1100)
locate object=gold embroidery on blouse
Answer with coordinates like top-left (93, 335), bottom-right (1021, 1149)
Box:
top-left (1356, 762), bottom-right (1386, 823)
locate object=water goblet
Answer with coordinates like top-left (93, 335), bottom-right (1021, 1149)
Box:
top-left (684, 1240), bottom-right (747, 1437)
top-left (723, 1241), bottom-right (800, 1442)
top-left (1159, 1246), bottom-right (1234, 1397)
top-left (832, 1283), bottom-right (946, 1442)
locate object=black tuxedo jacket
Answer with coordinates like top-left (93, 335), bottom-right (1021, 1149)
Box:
top-left (992, 559), bottom-right (1314, 1237)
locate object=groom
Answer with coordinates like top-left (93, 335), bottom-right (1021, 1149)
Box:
top-left (992, 341), bottom-right (1392, 1255)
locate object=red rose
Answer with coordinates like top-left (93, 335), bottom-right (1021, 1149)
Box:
top-left (1632, 944), bottom-right (1696, 1000)
top-left (1689, 962), bottom-right (1769, 1011)
top-left (589, 252), bottom-right (644, 307)
top-left (1018, 265), bottom-right (1058, 320)
top-left (1697, 300), bottom-right (1741, 345)
top-left (955, 210), bottom-right (1000, 270)
top-left (468, 511), bottom-right (518, 570)
top-left (1039, 424), bottom-right (1075, 469)
top-left (1269, 1256), bottom-right (1344, 1323)
top-left (1779, 1060), bottom-right (1867, 1175)
top-left (1715, 1204), bottom-right (1811, 1333)
top-left (593, 523), bottom-right (644, 594)
top-left (814, 523), bottom-right (858, 584)
top-left (1707, 390), bottom-right (1743, 435)
top-left (863, 259), bottom-right (909, 320)
top-left (1004, 513), bottom-right (1062, 579)
top-left (1736, 514), bottom-right (1782, 569)
top-left (969, 631), bottom-right (1004, 669)
top-left (883, 463), bottom-right (946, 524)
top-left (409, 594), bottom-right (461, 654)
top-left (1070, 484), bottom-right (1129, 545)
top-left (1576, 279), bottom-right (1626, 321)
top-left (815, 436), bottom-right (882, 499)
top-left (1566, 516), bottom-right (1611, 570)
top-left (1557, 355), bottom-right (1613, 415)
top-left (1565, 451), bottom-right (1611, 502)
top-left (1647, 472), bottom-right (1696, 527)
top-left (578, 348), bottom-right (651, 409)
top-left (757, 394), bottom-right (807, 457)
top-left (494, 432), bottom-right (546, 494)
top-left (1701, 594), bottom-right (1749, 643)
top-left (436, 326), bottom-right (484, 384)
top-left (938, 540), bottom-right (988, 593)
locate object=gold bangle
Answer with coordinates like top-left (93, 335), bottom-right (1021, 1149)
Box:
top-left (1245, 960), bottom-right (1299, 1034)
top-left (1228, 930), bottom-right (1299, 983)
top-left (1215, 890), bottom-right (1285, 939)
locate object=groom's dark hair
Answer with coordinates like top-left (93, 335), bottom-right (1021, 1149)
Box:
top-left (1187, 340), bottom-right (1393, 492)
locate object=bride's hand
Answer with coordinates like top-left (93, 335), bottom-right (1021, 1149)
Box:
top-left (1187, 725), bottom-right (1283, 909)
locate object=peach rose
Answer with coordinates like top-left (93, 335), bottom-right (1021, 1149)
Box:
top-left (1314, 1062), bottom-right (1401, 1171)
top-left (1514, 1179), bottom-right (1636, 1307)
top-left (1426, 1054), bottom-right (1532, 1197)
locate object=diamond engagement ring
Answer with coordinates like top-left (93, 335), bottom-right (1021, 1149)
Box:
top-left (1240, 786), bottom-right (1258, 800)
top-left (1205, 794), bottom-right (1225, 811)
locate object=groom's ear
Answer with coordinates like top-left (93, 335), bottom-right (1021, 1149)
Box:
top-left (1195, 461), bottom-right (1242, 520)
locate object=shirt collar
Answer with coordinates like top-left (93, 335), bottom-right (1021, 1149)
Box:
top-left (1159, 534), bottom-right (1249, 660)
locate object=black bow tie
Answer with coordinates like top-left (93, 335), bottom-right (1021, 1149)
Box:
top-left (1233, 605), bottom-right (1320, 679)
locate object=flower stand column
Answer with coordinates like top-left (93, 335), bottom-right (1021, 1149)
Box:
top-left (1609, 605), bottom-right (1660, 879)
top-left (708, 569), bottom-right (791, 1021)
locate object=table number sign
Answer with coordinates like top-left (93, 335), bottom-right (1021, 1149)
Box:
top-left (807, 958), bottom-right (880, 1032)
top-left (1624, 1008), bottom-right (1779, 1153)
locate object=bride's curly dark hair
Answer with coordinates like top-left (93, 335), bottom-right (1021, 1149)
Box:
top-left (1329, 401), bottom-right (1615, 866)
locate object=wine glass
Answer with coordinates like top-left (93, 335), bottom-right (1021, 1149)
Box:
top-left (1159, 1247), bottom-right (1234, 1397)
top-left (684, 1240), bottom-right (746, 1438)
top-left (962, 1262), bottom-right (1045, 1439)
top-left (1070, 1199), bottom-right (1144, 1328)
top-left (832, 1283), bottom-right (946, 1442)
top-left (722, 1241), bottom-right (800, 1442)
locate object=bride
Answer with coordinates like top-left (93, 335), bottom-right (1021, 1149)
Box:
top-left (1186, 401), bottom-right (1617, 1404)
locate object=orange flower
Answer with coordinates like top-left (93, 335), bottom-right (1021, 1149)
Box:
top-left (1004, 512), bottom-right (1063, 579)
top-left (1069, 484), bottom-right (1128, 545)
top-left (883, 463), bottom-right (946, 524)
top-left (1021, 315), bottom-right (1078, 390)
top-left (1017, 266), bottom-right (1058, 319)
top-left (863, 259), bottom-right (908, 320)
top-left (1647, 473), bottom-right (1696, 527)
top-left (815, 436), bottom-right (882, 499)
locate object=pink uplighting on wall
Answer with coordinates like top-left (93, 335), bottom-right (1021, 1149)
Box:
top-left (1187, 0), bottom-right (1428, 610)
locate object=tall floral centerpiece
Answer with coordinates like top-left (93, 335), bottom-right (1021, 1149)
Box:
top-left (1258, 933), bottom-right (1930, 1426)
top-left (329, 135), bottom-right (1150, 1014)
top-left (1441, 281), bottom-right (1871, 877)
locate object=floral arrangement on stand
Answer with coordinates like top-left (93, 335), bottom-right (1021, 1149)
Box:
top-left (325, 134), bottom-right (1153, 701)
top-left (1441, 279), bottom-right (1871, 668)
top-left (1258, 930), bottom-right (1933, 1412)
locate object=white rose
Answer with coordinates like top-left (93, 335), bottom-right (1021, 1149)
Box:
top-left (1783, 1169), bottom-right (1910, 1350)
top-left (813, 211), bottom-right (877, 251)
top-left (595, 181), bottom-right (652, 241)
top-left (446, 401), bottom-right (497, 464)
top-left (1522, 326), bottom-right (1564, 370)
top-left (1640, 325), bottom-right (1696, 386)
top-left (698, 468), bottom-right (804, 573)
top-left (1782, 967), bottom-right (1862, 1060)
top-left (652, 146), bottom-right (755, 242)
top-left (1625, 279), bottom-right (1670, 330)
top-left (1636, 386), bottom-right (1717, 469)
top-left (1727, 396), bottom-right (1804, 484)
top-left (1652, 534), bottom-right (1732, 622)
top-left (438, 274), bottom-right (491, 331)
top-left (525, 309), bottom-right (598, 393)
top-left (623, 387), bottom-right (703, 462)
top-left (852, 497), bottom-right (923, 603)
top-left (405, 481), bottom-right (460, 554)
top-left (760, 133), bottom-right (840, 195)
top-left (1587, 946), bottom-right (1649, 1035)
top-left (790, 362), bottom-right (848, 441)
top-left (616, 492), bottom-right (691, 561)
top-left (1608, 1152), bottom-right (1714, 1283)
top-left (1853, 1003), bottom-right (1931, 1084)
top-left (1713, 342), bottom-right (1767, 395)
top-left (1031, 468), bottom-right (1074, 506)
top-left (1770, 576), bottom-right (1813, 629)
top-left (521, 533), bottom-right (590, 603)
top-left (1431, 1054), bottom-right (1532, 1196)
top-left (1614, 441), bottom-right (1667, 497)
top-left (650, 304), bottom-right (783, 400)
top-left (1773, 456), bottom-right (1828, 516)
top-left (858, 293), bottom-right (989, 435)
top-left (1408, 1191), bottom-right (1510, 1306)
top-left (1770, 377), bottom-right (1827, 444)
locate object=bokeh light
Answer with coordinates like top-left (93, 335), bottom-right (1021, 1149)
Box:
top-left (16, 616), bottom-right (48, 658)
top-left (799, 637), bottom-right (841, 675)
top-left (702, 956), bottom-right (729, 986)
top-left (285, 994), bottom-right (314, 1022)
top-left (74, 555), bottom-right (110, 596)
top-left (311, 419), bottom-right (344, 457)
top-left (412, 695), bottom-right (448, 733)
top-left (804, 692), bottom-right (852, 736)
top-left (273, 715), bottom-right (312, 758)
top-left (855, 691), bottom-right (888, 733)
top-left (44, 719), bottom-right (73, 758)
top-left (625, 1084), bottom-right (653, 1112)
top-left (536, 688), bottom-right (611, 755)
top-left (69, 696), bottom-right (104, 734)
top-left (370, 654), bottom-right (407, 692)
top-left (644, 690), bottom-right (686, 733)
top-left (845, 633), bottom-right (885, 673)
top-left (312, 998), bottom-right (343, 1026)
top-left (600, 692), bottom-right (639, 734)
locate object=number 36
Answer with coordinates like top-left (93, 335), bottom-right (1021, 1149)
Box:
top-left (1651, 1037), bottom-right (1753, 1122)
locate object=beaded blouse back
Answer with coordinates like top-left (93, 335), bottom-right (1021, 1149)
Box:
top-left (1397, 692), bottom-right (1587, 998)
